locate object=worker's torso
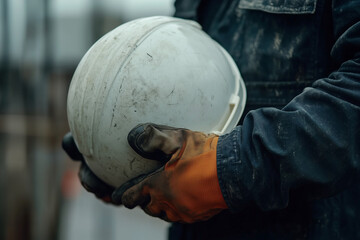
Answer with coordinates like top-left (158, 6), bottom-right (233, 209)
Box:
top-left (175, 0), bottom-right (334, 113)
top-left (170, 0), bottom-right (360, 239)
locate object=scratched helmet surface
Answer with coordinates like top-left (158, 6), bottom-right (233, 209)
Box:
top-left (67, 16), bottom-right (246, 187)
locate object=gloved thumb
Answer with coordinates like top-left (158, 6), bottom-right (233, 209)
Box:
top-left (127, 123), bottom-right (186, 163)
top-left (113, 123), bottom-right (186, 205)
top-left (112, 123), bottom-right (192, 205)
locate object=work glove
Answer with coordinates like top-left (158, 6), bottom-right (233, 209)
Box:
top-left (62, 132), bottom-right (115, 203)
top-left (112, 123), bottom-right (228, 223)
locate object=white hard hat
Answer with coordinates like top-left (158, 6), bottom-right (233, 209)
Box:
top-left (67, 16), bottom-right (246, 187)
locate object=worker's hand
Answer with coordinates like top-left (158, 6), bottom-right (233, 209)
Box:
top-left (62, 132), bottom-right (115, 203)
top-left (112, 124), bottom-right (228, 223)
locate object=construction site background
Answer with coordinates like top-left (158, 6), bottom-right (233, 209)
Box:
top-left (0, 0), bottom-right (173, 239)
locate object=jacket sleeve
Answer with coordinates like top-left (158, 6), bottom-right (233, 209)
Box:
top-left (217, 0), bottom-right (360, 212)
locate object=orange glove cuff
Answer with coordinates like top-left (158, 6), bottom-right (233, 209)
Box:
top-left (165, 135), bottom-right (228, 220)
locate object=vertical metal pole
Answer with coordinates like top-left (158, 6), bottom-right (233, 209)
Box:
top-left (27, 0), bottom-right (47, 239)
top-left (1, 0), bottom-right (9, 107)
top-left (0, 0), bottom-right (9, 239)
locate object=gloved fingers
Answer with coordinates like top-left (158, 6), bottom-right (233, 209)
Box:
top-left (63, 132), bottom-right (116, 203)
top-left (62, 132), bottom-right (84, 162)
top-left (127, 123), bottom-right (186, 162)
top-left (78, 163), bottom-right (115, 201)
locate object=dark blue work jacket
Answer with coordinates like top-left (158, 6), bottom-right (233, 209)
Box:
top-left (169, 0), bottom-right (360, 239)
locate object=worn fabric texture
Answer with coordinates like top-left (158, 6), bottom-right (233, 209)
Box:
top-left (169, 0), bottom-right (360, 239)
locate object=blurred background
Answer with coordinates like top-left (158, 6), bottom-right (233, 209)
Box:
top-left (0, 0), bottom-right (174, 239)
